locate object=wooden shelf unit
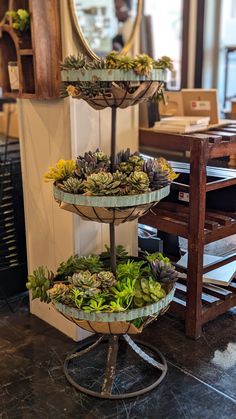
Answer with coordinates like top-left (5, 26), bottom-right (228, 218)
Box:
top-left (0, 0), bottom-right (61, 99)
top-left (139, 123), bottom-right (236, 339)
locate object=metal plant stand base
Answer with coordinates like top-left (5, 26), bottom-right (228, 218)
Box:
top-left (63, 334), bottom-right (167, 399)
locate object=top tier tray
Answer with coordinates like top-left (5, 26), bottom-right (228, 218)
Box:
top-left (61, 68), bottom-right (167, 82)
top-left (61, 68), bottom-right (167, 109)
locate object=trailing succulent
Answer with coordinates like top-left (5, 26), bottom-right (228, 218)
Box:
top-left (44, 148), bottom-right (178, 197)
top-left (27, 249), bottom-right (178, 318)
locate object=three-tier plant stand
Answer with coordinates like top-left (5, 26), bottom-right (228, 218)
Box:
top-left (53, 68), bottom-right (173, 398)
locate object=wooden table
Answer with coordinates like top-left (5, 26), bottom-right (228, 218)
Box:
top-left (139, 123), bottom-right (236, 339)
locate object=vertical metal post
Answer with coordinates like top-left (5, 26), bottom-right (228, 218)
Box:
top-left (110, 106), bottom-right (117, 273)
top-left (110, 106), bottom-right (117, 173)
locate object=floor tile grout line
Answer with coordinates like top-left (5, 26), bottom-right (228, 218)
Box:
top-left (167, 360), bottom-right (236, 404)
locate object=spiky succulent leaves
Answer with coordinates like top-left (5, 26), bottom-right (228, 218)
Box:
top-left (57, 254), bottom-right (103, 278)
top-left (84, 172), bottom-right (121, 196)
top-left (44, 159), bottom-right (76, 182)
top-left (70, 270), bottom-right (101, 296)
top-left (143, 158), bottom-right (170, 189)
top-left (26, 266), bottom-right (54, 303)
top-left (100, 244), bottom-right (129, 262)
top-left (127, 171), bottom-right (149, 194)
top-left (86, 58), bottom-right (107, 69)
top-left (48, 283), bottom-right (74, 306)
top-left (133, 54), bottom-right (153, 76)
top-left (117, 55), bottom-right (135, 71)
top-left (97, 271), bottom-right (117, 290)
top-left (106, 51), bottom-right (120, 69)
top-left (151, 260), bottom-right (179, 284)
top-left (61, 53), bottom-right (87, 70)
top-left (59, 177), bottom-right (84, 194)
top-left (82, 295), bottom-right (110, 313)
top-left (111, 277), bottom-right (136, 308)
top-left (116, 260), bottom-right (144, 282)
top-left (76, 150), bottom-right (110, 178)
top-left (153, 56), bottom-right (174, 71)
top-left (145, 252), bottom-right (170, 264)
top-left (157, 157), bottom-right (179, 182)
top-left (116, 148), bottom-right (132, 164)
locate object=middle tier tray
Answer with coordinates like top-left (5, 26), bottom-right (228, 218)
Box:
top-left (53, 184), bottom-right (170, 225)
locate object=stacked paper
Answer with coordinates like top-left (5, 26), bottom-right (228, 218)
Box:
top-left (154, 116), bottom-right (210, 134)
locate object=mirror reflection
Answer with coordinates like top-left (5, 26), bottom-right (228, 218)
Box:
top-left (72, 0), bottom-right (138, 56)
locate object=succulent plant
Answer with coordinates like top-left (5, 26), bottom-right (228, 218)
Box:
top-left (57, 254), bottom-right (104, 278)
top-left (61, 53), bottom-right (87, 70)
top-left (127, 171), bottom-right (150, 194)
top-left (70, 270), bottom-right (101, 295)
top-left (112, 170), bottom-right (129, 194)
top-left (97, 271), bottom-right (117, 290)
top-left (117, 55), bottom-right (135, 71)
top-left (76, 149), bottom-right (110, 178)
top-left (116, 148), bottom-right (133, 164)
top-left (6, 9), bottom-right (30, 32)
top-left (117, 161), bottom-right (134, 175)
top-left (48, 283), bottom-right (74, 305)
top-left (157, 157), bottom-right (179, 182)
top-left (143, 158), bottom-right (170, 189)
top-left (82, 295), bottom-right (110, 313)
top-left (106, 51), bottom-right (120, 69)
top-left (116, 260), bottom-right (144, 282)
top-left (100, 244), bottom-right (129, 263)
top-left (44, 159), bottom-right (76, 182)
top-left (151, 260), bottom-right (178, 284)
top-left (86, 58), bottom-right (107, 69)
top-left (26, 266), bottom-right (54, 302)
top-left (128, 155), bottom-right (145, 171)
top-left (146, 252), bottom-right (170, 264)
top-left (133, 277), bottom-right (166, 308)
top-left (84, 172), bottom-right (121, 196)
top-left (153, 56), bottom-right (173, 71)
top-left (133, 54), bottom-right (153, 76)
top-left (59, 177), bottom-right (84, 194)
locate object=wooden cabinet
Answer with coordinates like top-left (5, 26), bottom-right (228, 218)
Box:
top-left (0, 0), bottom-right (61, 99)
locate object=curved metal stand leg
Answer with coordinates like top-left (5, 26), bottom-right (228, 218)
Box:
top-left (63, 334), bottom-right (168, 400)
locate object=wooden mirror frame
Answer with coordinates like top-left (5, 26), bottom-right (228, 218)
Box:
top-left (69, 0), bottom-right (143, 60)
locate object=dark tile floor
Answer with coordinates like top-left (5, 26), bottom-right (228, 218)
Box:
top-left (0, 296), bottom-right (236, 419)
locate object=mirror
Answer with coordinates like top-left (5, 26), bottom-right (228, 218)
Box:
top-left (69, 0), bottom-right (142, 59)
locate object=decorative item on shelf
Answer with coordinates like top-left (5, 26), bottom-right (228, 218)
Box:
top-left (5, 8), bottom-right (31, 48)
top-left (8, 61), bottom-right (19, 91)
top-left (60, 52), bottom-right (173, 109)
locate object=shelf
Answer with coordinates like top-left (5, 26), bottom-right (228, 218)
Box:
top-left (140, 201), bottom-right (236, 244)
top-left (19, 48), bottom-right (33, 55)
top-left (169, 277), bottom-right (236, 325)
top-left (139, 122), bottom-right (236, 339)
top-left (0, 1), bottom-right (61, 99)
